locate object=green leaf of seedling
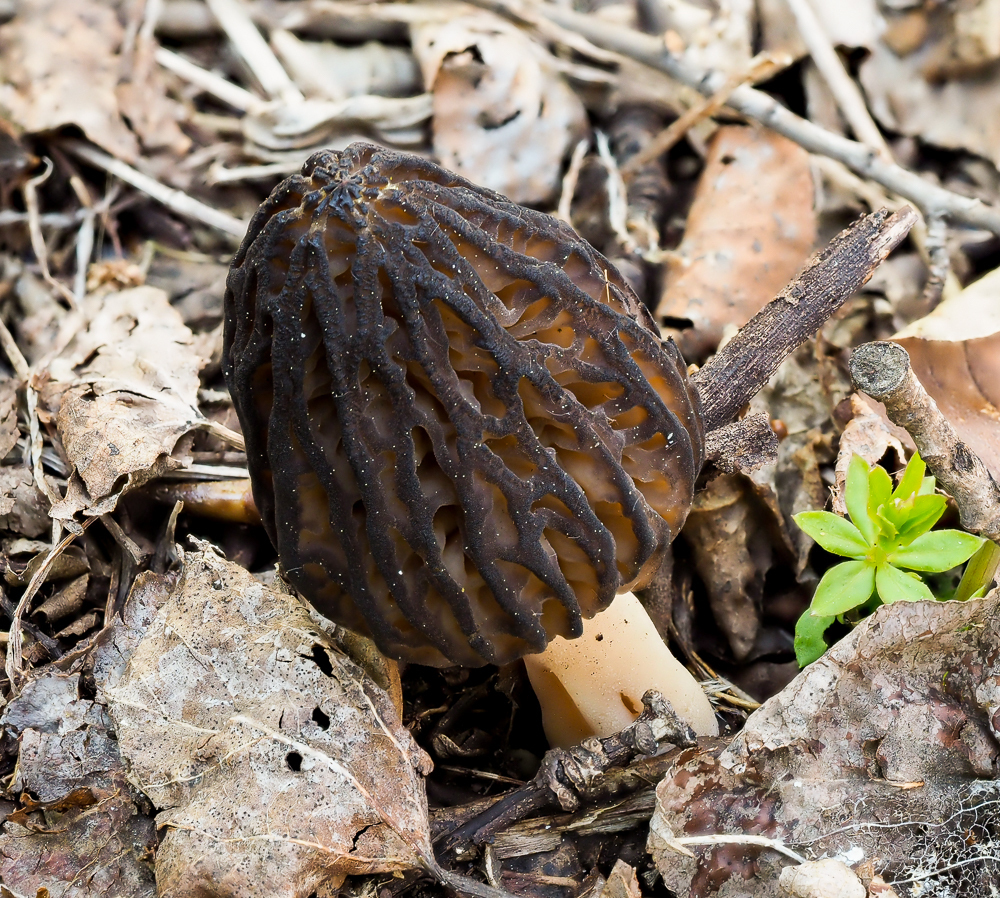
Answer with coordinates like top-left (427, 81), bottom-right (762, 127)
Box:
top-left (794, 609), bottom-right (836, 667)
top-left (890, 530), bottom-right (985, 572)
top-left (845, 455), bottom-right (876, 545)
top-left (875, 562), bottom-right (935, 603)
top-left (918, 475), bottom-right (936, 496)
top-left (793, 511), bottom-right (869, 557)
top-left (867, 464), bottom-right (893, 520)
top-left (891, 452), bottom-right (926, 502)
top-left (892, 494), bottom-right (948, 544)
top-left (810, 560), bottom-right (877, 616)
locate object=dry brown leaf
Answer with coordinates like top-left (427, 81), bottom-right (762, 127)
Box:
top-left (102, 545), bottom-right (434, 898)
top-left (831, 393), bottom-right (906, 516)
top-left (0, 0), bottom-right (139, 163)
top-left (0, 670), bottom-right (157, 898)
top-left (657, 125), bottom-right (816, 360)
top-left (648, 589), bottom-right (1000, 897)
top-left (410, 12), bottom-right (587, 205)
top-left (891, 265), bottom-right (1000, 480)
top-left (681, 474), bottom-right (768, 662)
top-left (41, 286), bottom-right (209, 521)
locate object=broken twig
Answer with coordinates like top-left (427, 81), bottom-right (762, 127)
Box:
top-left (692, 205), bottom-right (918, 432)
top-left (849, 341), bottom-right (1000, 542)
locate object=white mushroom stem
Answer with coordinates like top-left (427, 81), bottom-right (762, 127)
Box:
top-left (522, 591), bottom-right (719, 748)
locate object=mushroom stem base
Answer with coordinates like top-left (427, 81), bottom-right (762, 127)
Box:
top-left (522, 592), bottom-right (719, 748)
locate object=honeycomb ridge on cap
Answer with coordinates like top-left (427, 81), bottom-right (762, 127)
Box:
top-left (224, 142), bottom-right (704, 667)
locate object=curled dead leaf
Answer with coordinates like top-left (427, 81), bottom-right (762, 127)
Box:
top-left (411, 12), bottom-right (587, 204)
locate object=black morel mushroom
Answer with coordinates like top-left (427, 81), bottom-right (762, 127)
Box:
top-left (224, 143), bottom-right (717, 742)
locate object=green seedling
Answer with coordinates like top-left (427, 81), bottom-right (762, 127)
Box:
top-left (793, 452), bottom-right (985, 667)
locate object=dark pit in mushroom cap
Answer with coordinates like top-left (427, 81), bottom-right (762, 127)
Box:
top-left (224, 142), bottom-right (703, 667)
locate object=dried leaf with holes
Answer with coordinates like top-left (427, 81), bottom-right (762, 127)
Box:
top-left (102, 546), bottom-right (434, 898)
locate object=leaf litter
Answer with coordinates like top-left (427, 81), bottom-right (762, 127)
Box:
top-left (0, 0), bottom-right (998, 896)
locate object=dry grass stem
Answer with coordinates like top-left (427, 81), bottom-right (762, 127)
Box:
top-left (204, 0), bottom-right (302, 104)
top-left (61, 139), bottom-right (248, 238)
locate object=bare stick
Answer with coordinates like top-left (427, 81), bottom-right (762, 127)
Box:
top-left (692, 205), bottom-right (918, 432)
top-left (849, 341), bottom-right (1000, 542)
top-left (472, 0), bottom-right (1000, 236)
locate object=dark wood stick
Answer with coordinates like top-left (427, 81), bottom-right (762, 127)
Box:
top-left (435, 691), bottom-right (696, 858)
top-left (849, 341), bottom-right (1000, 541)
top-left (692, 205), bottom-right (918, 432)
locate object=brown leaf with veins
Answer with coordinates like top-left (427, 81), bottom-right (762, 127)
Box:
top-left (102, 545), bottom-right (434, 898)
top-left (41, 286), bottom-right (209, 521)
top-left (892, 264), bottom-right (1000, 480)
top-left (657, 125), bottom-right (816, 361)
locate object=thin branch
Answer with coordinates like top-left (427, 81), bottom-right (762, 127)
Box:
top-left (473, 0), bottom-right (1000, 237)
top-left (849, 341), bottom-right (1000, 541)
top-left (692, 206), bottom-right (918, 432)
top-left (621, 52), bottom-right (789, 176)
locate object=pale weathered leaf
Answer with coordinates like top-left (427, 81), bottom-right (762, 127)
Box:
top-left (102, 546), bottom-right (434, 898)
